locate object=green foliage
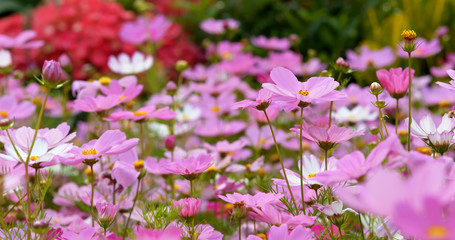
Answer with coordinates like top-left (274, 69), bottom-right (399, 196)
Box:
top-left (140, 201), bottom-right (179, 230)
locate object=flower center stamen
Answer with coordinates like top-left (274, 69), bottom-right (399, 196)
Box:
top-left (298, 90), bottom-right (309, 96)
top-left (30, 156), bottom-right (39, 161)
top-left (133, 111), bottom-right (147, 116)
top-left (307, 173), bottom-right (317, 178)
top-left (0, 111), bottom-right (8, 118)
top-left (426, 225), bottom-right (448, 238)
top-left (82, 148), bottom-right (97, 155)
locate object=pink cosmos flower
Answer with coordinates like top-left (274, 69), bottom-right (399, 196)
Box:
top-left (65, 130), bottom-right (139, 165)
top-left (436, 69), bottom-right (455, 91)
top-left (263, 67), bottom-right (345, 112)
top-left (393, 197), bottom-right (455, 240)
top-left (42, 60), bottom-right (67, 83)
top-left (111, 149), bottom-right (141, 188)
top-left (99, 77), bottom-right (143, 102)
top-left (200, 18), bottom-right (239, 35)
top-left (346, 46), bottom-right (395, 71)
top-left (73, 94), bottom-right (123, 113)
top-left (104, 105), bottom-right (176, 122)
top-left (250, 203), bottom-right (315, 228)
top-left (0, 30), bottom-right (43, 49)
top-left (376, 67), bottom-right (415, 98)
top-left (290, 122), bottom-right (364, 150)
top-left (173, 198), bottom-right (201, 218)
top-left (257, 51), bottom-right (303, 75)
top-left (232, 89), bottom-right (274, 110)
top-left (195, 119), bottom-right (246, 137)
top-left (161, 154), bottom-right (213, 180)
top-left (0, 95), bottom-right (35, 120)
top-left (247, 224), bottom-right (314, 240)
top-left (397, 38), bottom-right (442, 58)
top-left (251, 35), bottom-right (290, 51)
top-left (119, 15), bottom-right (171, 44)
top-left (431, 54), bottom-right (455, 78)
top-left (134, 227), bottom-right (182, 240)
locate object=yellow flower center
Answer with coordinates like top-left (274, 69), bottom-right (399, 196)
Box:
top-left (258, 139), bottom-right (267, 146)
top-left (257, 167), bottom-right (265, 176)
top-left (245, 163), bottom-right (252, 171)
top-left (84, 167), bottom-right (94, 176)
top-left (206, 165), bottom-right (216, 172)
top-left (0, 111), bottom-right (8, 118)
top-left (133, 111), bottom-right (147, 116)
top-left (417, 146), bottom-right (433, 155)
top-left (214, 184), bottom-right (221, 190)
top-left (256, 233), bottom-right (266, 240)
top-left (348, 96), bottom-right (356, 101)
top-left (118, 95), bottom-right (125, 101)
top-left (347, 114), bottom-right (356, 120)
top-left (98, 76), bottom-right (111, 85)
top-left (182, 114), bottom-right (190, 121)
top-left (134, 160), bottom-right (144, 170)
top-left (225, 203), bottom-right (234, 210)
top-left (32, 97), bottom-right (41, 105)
top-left (82, 148), bottom-right (97, 155)
top-left (401, 29), bottom-right (417, 40)
top-left (307, 173), bottom-right (317, 178)
top-left (426, 225), bottom-right (448, 238)
top-left (174, 184), bottom-right (181, 190)
top-left (220, 51), bottom-right (233, 60)
top-left (211, 105), bottom-right (220, 113)
top-left (439, 100), bottom-right (451, 108)
top-left (398, 130), bottom-right (408, 137)
top-left (298, 89), bottom-right (309, 96)
top-left (30, 156), bottom-right (39, 161)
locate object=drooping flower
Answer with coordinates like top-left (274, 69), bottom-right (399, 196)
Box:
top-left (119, 15), bottom-right (171, 44)
top-left (262, 67), bottom-right (345, 112)
top-left (108, 51), bottom-right (153, 75)
top-left (376, 67), bottom-right (415, 99)
top-left (232, 89), bottom-right (274, 111)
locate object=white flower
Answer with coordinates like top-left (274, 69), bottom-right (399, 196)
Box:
top-left (333, 105), bottom-right (378, 123)
top-left (108, 51), bottom-right (153, 75)
top-left (176, 104), bottom-right (201, 122)
top-left (0, 49), bottom-right (12, 68)
top-left (321, 200), bottom-right (357, 216)
top-left (301, 154), bottom-right (335, 186)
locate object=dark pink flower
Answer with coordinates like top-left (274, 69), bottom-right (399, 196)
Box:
top-left (376, 67), bottom-right (414, 99)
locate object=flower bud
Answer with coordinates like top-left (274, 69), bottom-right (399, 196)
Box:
top-left (42, 60), bottom-right (66, 83)
top-left (96, 201), bottom-right (118, 229)
top-left (31, 219), bottom-right (50, 234)
top-left (164, 135), bottom-right (176, 151)
top-left (0, 118), bottom-right (14, 130)
top-left (401, 29), bottom-right (417, 54)
top-left (335, 57), bottom-right (350, 69)
top-left (448, 110), bottom-right (455, 118)
top-left (175, 60), bottom-right (189, 72)
top-left (165, 81), bottom-right (177, 96)
top-left (173, 197), bottom-right (201, 219)
top-left (370, 82), bottom-right (383, 95)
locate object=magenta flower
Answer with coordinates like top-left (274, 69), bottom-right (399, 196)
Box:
top-left (119, 15), bottom-right (171, 44)
top-left (0, 30), bottom-right (44, 49)
top-left (376, 67), bottom-right (415, 98)
top-left (42, 60), bottom-right (67, 83)
top-left (346, 45), bottom-right (395, 71)
top-left (66, 130), bottom-right (138, 165)
top-left (73, 94), bottom-right (122, 113)
top-left (111, 149), bottom-right (141, 188)
top-left (200, 18), bottom-right (239, 35)
top-left (104, 105), bottom-right (176, 122)
top-left (173, 197), bottom-right (201, 218)
top-left (290, 123), bottom-right (364, 150)
top-left (251, 35), bottom-right (290, 51)
top-left (263, 67), bottom-right (345, 112)
top-left (95, 201), bottom-right (118, 228)
top-left (0, 95), bottom-right (35, 120)
top-left (161, 154), bottom-right (213, 180)
top-left (397, 38), bottom-right (442, 58)
top-left (134, 227), bottom-right (182, 240)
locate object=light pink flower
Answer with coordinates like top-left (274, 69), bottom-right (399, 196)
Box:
top-left (119, 15), bottom-right (171, 44)
top-left (200, 18), bottom-right (239, 35)
top-left (251, 35), bottom-right (290, 51)
top-left (397, 38), bottom-right (442, 58)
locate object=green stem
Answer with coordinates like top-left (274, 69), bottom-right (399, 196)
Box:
top-left (375, 96), bottom-right (385, 141)
top-left (238, 219), bottom-right (241, 240)
top-left (395, 98), bottom-right (399, 134)
top-left (338, 225), bottom-right (343, 239)
top-left (25, 87), bottom-right (51, 239)
top-left (5, 129), bottom-right (25, 163)
top-left (381, 218), bottom-right (393, 239)
top-left (190, 179), bottom-right (194, 197)
top-left (124, 178), bottom-right (141, 239)
top-left (2, 194), bottom-right (26, 219)
top-left (90, 164), bottom-right (95, 227)
top-left (408, 53), bottom-right (412, 151)
top-left (263, 110), bottom-right (298, 214)
top-left (324, 149), bottom-right (328, 171)
top-left (299, 106), bottom-right (305, 214)
top-left (359, 214), bottom-right (365, 240)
